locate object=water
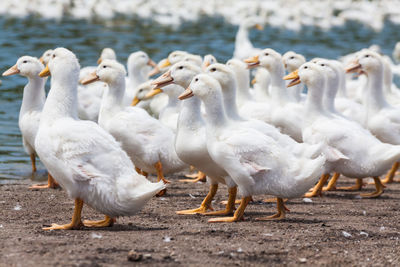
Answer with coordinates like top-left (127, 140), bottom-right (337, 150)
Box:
top-left (1, 16), bottom-right (400, 183)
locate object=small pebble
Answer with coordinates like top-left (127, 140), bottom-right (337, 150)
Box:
top-left (342, 231), bottom-right (352, 238)
top-left (163, 236), bottom-right (172, 242)
top-left (359, 231), bottom-right (368, 237)
top-left (302, 198), bottom-right (312, 203)
top-left (13, 204), bottom-right (21, 211)
top-left (237, 247), bottom-right (243, 253)
top-left (188, 194), bottom-right (196, 199)
top-left (91, 233), bottom-right (102, 239)
top-left (299, 258), bottom-right (307, 263)
top-left (127, 250), bottom-right (143, 262)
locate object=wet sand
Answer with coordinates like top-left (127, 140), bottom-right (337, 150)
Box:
top-left (1, 177), bottom-right (400, 266)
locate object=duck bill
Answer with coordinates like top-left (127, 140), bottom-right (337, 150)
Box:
top-left (145, 88), bottom-right (163, 99)
top-left (159, 58), bottom-right (171, 69)
top-left (131, 96), bottom-right (140, 106)
top-left (97, 57), bottom-right (102, 64)
top-left (255, 24), bottom-right (264, 30)
top-left (178, 88), bottom-right (194, 100)
top-left (202, 61), bottom-right (211, 71)
top-left (147, 59), bottom-right (157, 68)
top-left (244, 55), bottom-right (260, 69)
top-left (283, 70), bottom-right (301, 87)
top-left (80, 72), bottom-right (100, 85)
top-left (148, 66), bottom-right (160, 77)
top-left (2, 64), bottom-right (20, 76)
top-left (345, 61), bottom-right (362, 73)
top-left (152, 70), bottom-right (174, 88)
top-left (39, 64), bottom-right (51, 77)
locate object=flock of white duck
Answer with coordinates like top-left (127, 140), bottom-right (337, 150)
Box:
top-left (2, 0), bottom-right (400, 32)
top-left (4, 21), bottom-right (400, 230)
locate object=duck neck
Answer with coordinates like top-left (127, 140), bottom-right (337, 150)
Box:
top-left (128, 65), bottom-right (146, 92)
top-left (165, 86), bottom-right (181, 109)
top-left (202, 91), bottom-right (229, 130)
top-left (337, 70), bottom-right (348, 98)
top-left (235, 25), bottom-right (252, 50)
top-left (365, 69), bottom-right (389, 112)
top-left (269, 65), bottom-right (293, 104)
top-left (99, 79), bottom-right (125, 124)
top-left (177, 96), bottom-right (204, 131)
top-left (305, 80), bottom-right (326, 118)
top-left (323, 77), bottom-right (339, 114)
top-left (20, 76), bottom-right (46, 117)
top-left (41, 72), bottom-right (79, 122)
top-left (235, 70), bottom-right (253, 102)
top-left (221, 79), bottom-right (243, 121)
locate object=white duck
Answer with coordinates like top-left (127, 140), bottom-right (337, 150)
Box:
top-left (233, 17), bottom-right (264, 60)
top-left (152, 62), bottom-right (238, 217)
top-left (347, 50), bottom-right (400, 184)
top-left (251, 67), bottom-right (271, 101)
top-left (82, 59), bottom-right (188, 194)
top-left (97, 47), bottom-right (117, 64)
top-left (125, 51), bottom-right (157, 106)
top-left (179, 73), bottom-right (326, 222)
top-left (245, 49), bottom-right (304, 142)
top-left (282, 51), bottom-right (306, 102)
top-left (36, 48), bottom-right (165, 230)
top-left (144, 83), bottom-right (182, 132)
top-left (285, 62), bottom-right (400, 198)
top-left (225, 59), bottom-right (255, 107)
top-left (2, 56), bottom-right (59, 189)
top-left (202, 54), bottom-right (217, 70)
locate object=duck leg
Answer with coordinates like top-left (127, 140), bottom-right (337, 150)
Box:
top-left (360, 177), bottom-right (384, 198)
top-left (29, 173), bottom-right (60, 189)
top-left (43, 198), bottom-right (83, 230)
top-left (221, 195), bottom-right (253, 205)
top-left (30, 154), bottom-right (37, 172)
top-left (176, 184), bottom-right (218, 214)
top-left (337, 178), bottom-right (364, 191)
top-left (208, 196), bottom-right (251, 223)
top-left (179, 171), bottom-right (207, 183)
top-left (203, 186), bottom-right (237, 216)
top-left (154, 161), bottom-right (169, 196)
top-left (381, 162), bottom-right (400, 184)
top-left (304, 174), bottom-right (330, 198)
top-left (256, 198), bottom-right (287, 220)
top-left (323, 173), bottom-right (340, 191)
top-left (83, 215), bottom-right (116, 228)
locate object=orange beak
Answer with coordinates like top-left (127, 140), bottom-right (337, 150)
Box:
top-left (80, 71), bottom-right (100, 85)
top-left (178, 87), bottom-right (194, 100)
top-left (2, 64), bottom-right (20, 76)
top-left (345, 60), bottom-right (362, 73)
top-left (255, 24), bottom-right (264, 30)
top-left (244, 55), bottom-right (260, 69)
top-left (39, 64), bottom-right (50, 77)
top-left (152, 70), bottom-right (174, 88)
top-left (283, 69), bottom-right (301, 87)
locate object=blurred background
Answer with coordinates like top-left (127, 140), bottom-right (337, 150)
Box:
top-left (1, 0), bottom-right (400, 183)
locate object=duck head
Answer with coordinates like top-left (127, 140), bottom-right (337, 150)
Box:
top-left (245, 48), bottom-right (283, 73)
top-left (97, 48), bottom-right (117, 64)
top-left (346, 50), bottom-right (383, 76)
top-left (39, 47), bottom-right (80, 80)
top-left (39, 49), bottom-right (53, 65)
top-left (3, 56), bottom-right (44, 77)
top-left (81, 59), bottom-right (126, 86)
top-left (282, 51), bottom-right (306, 73)
top-left (284, 62), bottom-right (325, 89)
top-left (205, 63), bottom-right (235, 88)
top-left (179, 73), bottom-right (221, 100)
top-left (152, 61), bottom-right (201, 89)
top-left (127, 51), bottom-right (156, 76)
top-left (202, 54), bottom-right (217, 70)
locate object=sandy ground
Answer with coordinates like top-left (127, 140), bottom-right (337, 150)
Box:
top-left (1, 176), bottom-right (400, 266)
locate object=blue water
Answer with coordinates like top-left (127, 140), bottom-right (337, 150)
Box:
top-left (1, 16), bottom-right (400, 183)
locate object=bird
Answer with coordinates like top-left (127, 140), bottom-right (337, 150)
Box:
top-left (35, 47), bottom-right (165, 230)
top-left (2, 56), bottom-right (59, 189)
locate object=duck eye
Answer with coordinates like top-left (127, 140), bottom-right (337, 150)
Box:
top-left (139, 89), bottom-right (143, 92)
top-left (52, 54), bottom-right (55, 58)
top-left (290, 56), bottom-right (295, 59)
top-left (265, 53), bottom-right (269, 56)
top-left (210, 68), bottom-right (216, 72)
top-left (103, 65), bottom-right (107, 68)
top-left (304, 66), bottom-right (308, 69)
top-left (365, 55), bottom-right (370, 58)
top-left (321, 64), bottom-right (325, 66)
top-left (195, 78), bottom-right (199, 82)
top-left (23, 60), bottom-right (28, 63)
top-left (178, 66), bottom-right (183, 70)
